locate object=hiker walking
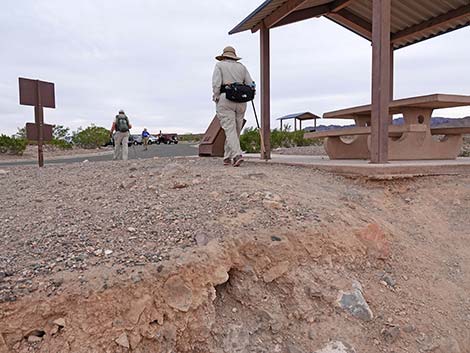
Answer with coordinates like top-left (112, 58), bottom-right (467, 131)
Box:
top-left (110, 110), bottom-right (132, 160)
top-left (142, 128), bottom-right (150, 151)
top-left (212, 46), bottom-right (255, 167)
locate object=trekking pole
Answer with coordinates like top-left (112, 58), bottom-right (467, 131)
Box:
top-left (251, 100), bottom-right (267, 160)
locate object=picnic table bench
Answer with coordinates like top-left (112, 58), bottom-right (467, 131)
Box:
top-left (305, 94), bottom-right (470, 160)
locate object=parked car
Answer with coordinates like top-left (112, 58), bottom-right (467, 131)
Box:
top-left (148, 135), bottom-right (159, 145)
top-left (158, 133), bottom-right (179, 144)
top-left (129, 134), bottom-right (142, 145)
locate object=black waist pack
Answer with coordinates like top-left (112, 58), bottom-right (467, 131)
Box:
top-left (221, 83), bottom-right (255, 103)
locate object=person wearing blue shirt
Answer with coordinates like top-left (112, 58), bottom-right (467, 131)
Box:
top-left (142, 128), bottom-right (150, 150)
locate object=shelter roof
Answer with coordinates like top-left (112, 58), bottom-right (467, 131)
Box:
top-left (229, 0), bottom-right (470, 49)
top-left (276, 112), bottom-right (321, 120)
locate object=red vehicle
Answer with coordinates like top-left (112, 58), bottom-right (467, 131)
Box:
top-left (155, 133), bottom-right (178, 145)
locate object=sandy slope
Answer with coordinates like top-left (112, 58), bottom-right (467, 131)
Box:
top-left (0, 158), bottom-right (469, 352)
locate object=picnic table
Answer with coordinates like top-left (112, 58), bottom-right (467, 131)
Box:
top-left (305, 94), bottom-right (470, 160)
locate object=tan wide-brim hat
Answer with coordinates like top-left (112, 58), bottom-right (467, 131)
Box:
top-left (216, 46), bottom-right (242, 61)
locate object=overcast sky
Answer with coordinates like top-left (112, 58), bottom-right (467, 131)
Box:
top-left (1, 0), bottom-right (469, 136)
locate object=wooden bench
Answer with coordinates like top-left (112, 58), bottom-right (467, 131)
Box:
top-left (306, 94), bottom-right (470, 160)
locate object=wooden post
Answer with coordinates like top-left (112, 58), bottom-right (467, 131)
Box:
top-left (35, 80), bottom-right (44, 167)
top-left (390, 44), bottom-right (394, 101)
top-left (370, 0), bottom-right (391, 164)
top-left (260, 22), bottom-right (271, 159)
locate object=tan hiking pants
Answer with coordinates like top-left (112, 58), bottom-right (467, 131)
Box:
top-left (216, 95), bottom-right (246, 160)
top-left (113, 131), bottom-right (129, 160)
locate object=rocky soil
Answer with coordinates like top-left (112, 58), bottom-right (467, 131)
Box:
top-left (0, 157), bottom-right (469, 353)
top-left (0, 145), bottom-right (113, 161)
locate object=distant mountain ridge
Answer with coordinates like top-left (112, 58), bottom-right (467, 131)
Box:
top-left (307, 116), bottom-right (470, 131)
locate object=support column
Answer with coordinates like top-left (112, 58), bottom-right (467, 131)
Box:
top-left (390, 44), bottom-right (394, 101)
top-left (260, 22), bottom-right (271, 159)
top-left (370, 0), bottom-right (391, 164)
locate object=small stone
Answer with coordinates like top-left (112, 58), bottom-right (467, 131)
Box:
top-left (27, 335), bottom-right (42, 343)
top-left (287, 343), bottom-right (304, 353)
top-left (104, 249), bottom-right (113, 256)
top-left (263, 200), bottom-right (282, 210)
top-left (314, 341), bottom-right (356, 353)
top-left (308, 329), bottom-right (316, 340)
top-left (195, 233), bottom-right (208, 246)
top-left (232, 308), bottom-right (238, 313)
top-left (127, 227), bottom-right (137, 233)
top-left (263, 261), bottom-right (290, 283)
top-left (163, 276), bottom-right (193, 312)
top-left (94, 249), bottom-right (103, 256)
top-left (337, 281), bottom-right (374, 321)
top-left (82, 159), bottom-right (89, 164)
top-left (403, 324), bottom-right (416, 333)
top-left (436, 337), bottom-right (462, 353)
top-left (131, 274), bottom-right (142, 283)
top-left (115, 332), bottom-right (130, 348)
top-left (380, 273), bottom-right (396, 287)
top-left (381, 326), bottom-right (400, 343)
top-left (271, 236), bottom-right (282, 242)
top-left (0, 170), bottom-right (9, 175)
top-left (53, 318), bottom-right (66, 327)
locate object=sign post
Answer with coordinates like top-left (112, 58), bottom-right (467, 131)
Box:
top-left (19, 78), bottom-right (56, 167)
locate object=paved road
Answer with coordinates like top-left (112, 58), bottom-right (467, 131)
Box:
top-left (0, 143), bottom-right (199, 167)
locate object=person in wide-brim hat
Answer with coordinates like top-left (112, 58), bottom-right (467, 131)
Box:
top-left (216, 46), bottom-right (242, 61)
top-left (212, 46), bottom-right (254, 167)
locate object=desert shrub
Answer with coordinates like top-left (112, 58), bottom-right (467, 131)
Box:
top-left (240, 127), bottom-right (261, 153)
top-left (72, 125), bottom-right (110, 149)
top-left (0, 135), bottom-right (28, 155)
top-left (179, 133), bottom-right (203, 143)
top-left (240, 128), bottom-right (321, 153)
top-left (49, 138), bottom-right (72, 149)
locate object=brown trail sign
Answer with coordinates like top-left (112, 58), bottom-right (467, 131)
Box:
top-left (19, 78), bottom-right (56, 167)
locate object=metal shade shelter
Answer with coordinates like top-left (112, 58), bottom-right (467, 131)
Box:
top-left (229, 0), bottom-right (470, 163)
top-left (276, 112), bottom-right (320, 130)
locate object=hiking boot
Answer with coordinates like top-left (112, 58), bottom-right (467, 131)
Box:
top-left (233, 155), bottom-right (243, 167)
top-left (223, 158), bottom-right (231, 166)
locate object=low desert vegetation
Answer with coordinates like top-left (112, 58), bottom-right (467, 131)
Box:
top-left (0, 135), bottom-right (28, 155)
top-left (71, 125), bottom-right (110, 149)
top-left (240, 127), bottom-right (322, 153)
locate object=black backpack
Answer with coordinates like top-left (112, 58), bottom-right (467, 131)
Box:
top-left (221, 83), bottom-right (256, 103)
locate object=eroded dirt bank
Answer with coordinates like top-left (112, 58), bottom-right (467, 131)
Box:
top-left (0, 158), bottom-right (469, 353)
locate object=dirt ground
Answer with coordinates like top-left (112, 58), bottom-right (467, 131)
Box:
top-left (0, 145), bottom-right (113, 161)
top-left (0, 157), bottom-right (469, 353)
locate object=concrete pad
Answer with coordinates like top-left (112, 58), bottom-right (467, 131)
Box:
top-left (245, 154), bottom-right (470, 179)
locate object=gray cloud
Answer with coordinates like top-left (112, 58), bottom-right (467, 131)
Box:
top-left (1, 1), bottom-right (469, 135)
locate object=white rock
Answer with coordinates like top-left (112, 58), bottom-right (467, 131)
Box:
top-left (0, 169), bottom-right (9, 175)
top-left (115, 333), bottom-right (130, 348)
top-left (104, 249), bottom-right (113, 256)
top-left (53, 318), bottom-right (66, 327)
top-left (127, 227), bottom-right (137, 233)
top-left (314, 341), bottom-right (356, 353)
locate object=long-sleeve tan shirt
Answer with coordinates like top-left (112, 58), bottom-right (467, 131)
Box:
top-left (212, 59), bottom-right (254, 102)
